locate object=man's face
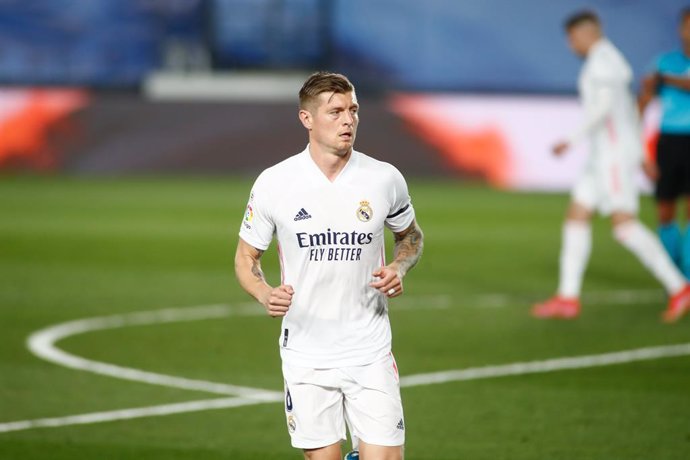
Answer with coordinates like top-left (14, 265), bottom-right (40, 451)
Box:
top-left (304, 91), bottom-right (359, 156)
top-left (567, 25), bottom-right (592, 58)
top-left (680, 16), bottom-right (690, 48)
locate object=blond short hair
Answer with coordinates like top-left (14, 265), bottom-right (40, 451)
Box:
top-left (564, 10), bottom-right (600, 31)
top-left (299, 71), bottom-right (355, 110)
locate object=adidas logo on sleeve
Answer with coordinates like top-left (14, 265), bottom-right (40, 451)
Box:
top-left (294, 208), bottom-right (312, 221)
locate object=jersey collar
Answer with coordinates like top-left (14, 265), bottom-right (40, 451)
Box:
top-left (300, 144), bottom-right (359, 185)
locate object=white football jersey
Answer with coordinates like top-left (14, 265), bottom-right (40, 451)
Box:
top-left (239, 146), bottom-right (415, 368)
top-left (570, 38), bottom-right (643, 162)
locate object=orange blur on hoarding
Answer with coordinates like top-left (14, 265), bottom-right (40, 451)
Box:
top-left (390, 94), bottom-right (511, 188)
top-left (0, 89), bottom-right (89, 170)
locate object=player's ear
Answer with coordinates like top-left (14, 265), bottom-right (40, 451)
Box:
top-left (298, 109), bottom-right (313, 130)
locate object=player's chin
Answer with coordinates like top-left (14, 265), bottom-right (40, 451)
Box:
top-left (333, 142), bottom-right (354, 156)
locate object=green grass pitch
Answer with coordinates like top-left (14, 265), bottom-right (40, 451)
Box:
top-left (1, 176), bottom-right (689, 459)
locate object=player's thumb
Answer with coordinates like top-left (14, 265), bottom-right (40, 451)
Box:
top-left (282, 285), bottom-right (295, 295)
top-left (372, 268), bottom-right (384, 278)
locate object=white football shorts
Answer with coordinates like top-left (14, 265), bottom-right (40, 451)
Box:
top-left (572, 148), bottom-right (639, 216)
top-left (282, 353), bottom-right (405, 450)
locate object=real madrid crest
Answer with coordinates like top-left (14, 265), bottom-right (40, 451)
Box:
top-left (287, 415), bottom-right (297, 433)
top-left (356, 200), bottom-right (373, 222)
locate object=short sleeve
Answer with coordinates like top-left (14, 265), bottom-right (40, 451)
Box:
top-left (385, 165), bottom-right (416, 232)
top-left (238, 172), bottom-right (275, 251)
top-left (590, 58), bottom-right (626, 85)
top-left (655, 53), bottom-right (675, 74)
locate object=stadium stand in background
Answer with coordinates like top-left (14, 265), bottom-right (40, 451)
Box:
top-left (0, 0), bottom-right (684, 188)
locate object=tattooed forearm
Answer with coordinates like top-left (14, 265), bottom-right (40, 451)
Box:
top-left (250, 250), bottom-right (265, 281)
top-left (392, 221), bottom-right (424, 277)
top-left (251, 259), bottom-right (265, 281)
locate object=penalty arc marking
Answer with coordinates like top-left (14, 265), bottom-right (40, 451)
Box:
top-left (1, 294), bottom-right (689, 434)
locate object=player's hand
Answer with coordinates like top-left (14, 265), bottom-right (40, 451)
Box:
top-left (263, 285), bottom-right (294, 317)
top-left (552, 140), bottom-right (570, 156)
top-left (642, 159), bottom-right (659, 182)
top-left (370, 266), bottom-right (403, 298)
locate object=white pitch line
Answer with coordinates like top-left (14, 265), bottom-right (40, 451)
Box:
top-left (1, 298), bottom-right (445, 435)
top-left (3, 292), bottom-right (687, 435)
top-left (472, 288), bottom-right (665, 309)
top-left (5, 342), bottom-right (689, 434)
top-left (0, 396), bottom-right (277, 434)
top-left (399, 343), bottom-right (690, 387)
top-left (393, 289), bottom-right (665, 310)
top-left (582, 288), bottom-right (664, 304)
top-left (24, 299), bottom-right (450, 402)
top-left (26, 304), bottom-right (282, 400)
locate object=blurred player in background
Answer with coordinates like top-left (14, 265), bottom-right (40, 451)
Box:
top-left (235, 71), bottom-right (423, 460)
top-left (638, 7), bottom-right (690, 277)
top-left (532, 10), bottom-right (690, 322)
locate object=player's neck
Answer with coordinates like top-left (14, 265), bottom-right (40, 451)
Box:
top-left (585, 36), bottom-right (604, 56)
top-left (308, 144), bottom-right (352, 182)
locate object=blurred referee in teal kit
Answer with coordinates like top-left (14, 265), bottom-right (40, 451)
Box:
top-left (640, 7), bottom-right (690, 277)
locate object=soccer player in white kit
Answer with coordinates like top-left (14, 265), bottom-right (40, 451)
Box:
top-left (532, 10), bottom-right (690, 322)
top-left (235, 72), bottom-right (424, 460)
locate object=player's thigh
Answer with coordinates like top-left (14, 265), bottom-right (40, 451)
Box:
top-left (303, 442), bottom-right (342, 460)
top-left (359, 440), bottom-right (403, 460)
top-left (597, 153), bottom-right (638, 216)
top-left (342, 354), bottom-right (405, 448)
top-left (566, 201), bottom-right (594, 221)
top-left (283, 366), bottom-right (347, 449)
top-left (571, 167), bottom-right (598, 214)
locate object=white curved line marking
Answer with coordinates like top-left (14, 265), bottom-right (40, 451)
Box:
top-left (0, 397), bottom-right (267, 434)
top-left (23, 300), bottom-right (450, 402)
top-left (4, 342), bottom-right (690, 434)
top-left (26, 303), bottom-right (282, 401)
top-left (1, 291), bottom-right (687, 434)
top-left (400, 343), bottom-right (690, 387)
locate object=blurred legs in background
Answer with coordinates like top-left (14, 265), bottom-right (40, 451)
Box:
top-left (533, 202), bottom-right (690, 322)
